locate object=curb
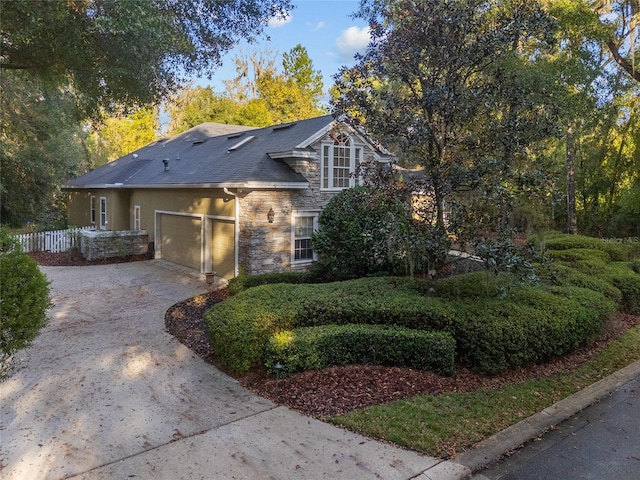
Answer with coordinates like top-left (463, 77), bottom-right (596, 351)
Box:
top-left (438, 359), bottom-right (640, 478)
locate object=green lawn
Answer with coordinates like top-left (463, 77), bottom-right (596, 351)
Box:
top-left (330, 324), bottom-right (640, 458)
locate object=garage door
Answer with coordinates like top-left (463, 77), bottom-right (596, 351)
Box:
top-left (211, 219), bottom-right (235, 279)
top-left (159, 214), bottom-right (202, 270)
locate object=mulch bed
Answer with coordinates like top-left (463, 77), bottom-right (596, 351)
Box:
top-left (164, 288), bottom-right (640, 418)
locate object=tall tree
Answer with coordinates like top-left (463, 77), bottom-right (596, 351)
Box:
top-left (87, 106), bottom-right (160, 166)
top-left (1, 0), bottom-right (293, 116)
top-left (282, 44), bottom-right (324, 107)
top-left (0, 72), bottom-right (88, 227)
top-left (333, 0), bottom-right (560, 246)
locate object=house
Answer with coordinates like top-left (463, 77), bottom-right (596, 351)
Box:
top-left (63, 115), bottom-right (393, 279)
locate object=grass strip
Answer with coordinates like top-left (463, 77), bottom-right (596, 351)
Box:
top-left (329, 325), bottom-right (640, 459)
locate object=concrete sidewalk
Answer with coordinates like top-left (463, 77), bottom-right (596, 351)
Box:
top-left (1, 260), bottom-right (637, 480)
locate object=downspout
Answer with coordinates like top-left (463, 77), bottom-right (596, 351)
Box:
top-left (224, 188), bottom-right (240, 277)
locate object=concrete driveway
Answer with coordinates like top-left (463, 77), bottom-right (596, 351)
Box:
top-left (1, 261), bottom-right (456, 480)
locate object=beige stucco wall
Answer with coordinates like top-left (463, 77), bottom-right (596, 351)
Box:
top-left (129, 189), bottom-right (234, 243)
top-left (67, 191), bottom-right (93, 227)
top-left (66, 189), bottom-right (129, 230)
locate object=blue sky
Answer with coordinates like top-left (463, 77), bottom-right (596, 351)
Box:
top-left (196, 0), bottom-right (371, 100)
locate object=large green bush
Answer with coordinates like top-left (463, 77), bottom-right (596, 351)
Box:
top-left (205, 278), bottom-right (453, 373)
top-left (205, 275), bottom-right (615, 375)
top-left (446, 285), bottom-right (615, 374)
top-left (311, 186), bottom-right (405, 279)
top-left (264, 324), bottom-right (455, 377)
top-left (0, 227), bottom-right (51, 370)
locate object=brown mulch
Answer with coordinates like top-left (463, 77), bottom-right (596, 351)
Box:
top-left (29, 250), bottom-right (148, 266)
top-left (164, 288), bottom-right (640, 418)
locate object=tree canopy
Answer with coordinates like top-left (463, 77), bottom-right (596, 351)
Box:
top-left (1, 0), bottom-right (293, 116)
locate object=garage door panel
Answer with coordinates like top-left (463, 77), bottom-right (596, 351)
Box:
top-left (160, 214), bottom-right (201, 270)
top-left (212, 220), bottom-right (235, 279)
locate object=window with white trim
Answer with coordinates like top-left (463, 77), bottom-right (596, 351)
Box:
top-left (133, 205), bottom-right (141, 230)
top-left (292, 212), bottom-right (319, 263)
top-left (90, 196), bottom-right (96, 224)
top-left (99, 197), bottom-right (107, 230)
top-left (321, 133), bottom-right (362, 191)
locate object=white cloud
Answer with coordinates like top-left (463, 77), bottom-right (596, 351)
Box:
top-left (314, 21), bottom-right (325, 31)
top-left (268, 12), bottom-right (292, 28)
top-left (335, 26), bottom-right (371, 59)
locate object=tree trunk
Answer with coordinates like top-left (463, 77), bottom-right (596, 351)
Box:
top-left (566, 124), bottom-right (578, 234)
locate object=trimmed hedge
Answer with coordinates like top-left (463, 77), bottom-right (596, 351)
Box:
top-left (205, 278), bottom-right (453, 374)
top-left (542, 233), bottom-right (638, 261)
top-left (264, 324), bottom-right (456, 377)
top-left (605, 263), bottom-right (640, 315)
top-left (447, 285), bottom-right (616, 374)
top-left (205, 275), bottom-right (615, 375)
top-left (228, 271), bottom-right (317, 295)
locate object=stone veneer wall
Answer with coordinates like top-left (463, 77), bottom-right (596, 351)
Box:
top-left (80, 230), bottom-right (148, 261)
top-left (237, 134), bottom-right (377, 275)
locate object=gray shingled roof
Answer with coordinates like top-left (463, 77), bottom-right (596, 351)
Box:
top-left (63, 115), bottom-right (338, 189)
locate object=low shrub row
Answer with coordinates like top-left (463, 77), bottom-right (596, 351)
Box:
top-left (264, 324), bottom-right (456, 377)
top-left (541, 232), bottom-right (639, 261)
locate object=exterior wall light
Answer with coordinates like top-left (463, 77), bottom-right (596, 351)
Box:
top-left (267, 207), bottom-right (275, 223)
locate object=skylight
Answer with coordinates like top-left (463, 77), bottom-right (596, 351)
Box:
top-left (273, 123), bottom-right (296, 132)
top-left (227, 135), bottom-right (255, 152)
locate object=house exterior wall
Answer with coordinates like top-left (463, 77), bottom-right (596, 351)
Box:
top-left (66, 190), bottom-right (129, 230)
top-left (66, 128), bottom-right (381, 277)
top-left (67, 191), bottom-right (93, 226)
top-left (129, 188), bottom-right (234, 243)
top-left (236, 136), bottom-right (378, 275)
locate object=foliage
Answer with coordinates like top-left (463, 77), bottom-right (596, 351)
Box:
top-left (0, 0), bottom-right (293, 117)
top-left (0, 71), bottom-right (88, 227)
top-left (265, 324), bottom-right (455, 377)
top-left (447, 285), bottom-right (615, 374)
top-left (312, 184), bottom-right (450, 280)
top-left (165, 45), bottom-right (326, 135)
top-left (332, 0), bottom-right (561, 247)
top-left (0, 227), bottom-right (51, 372)
top-left (312, 186), bottom-right (404, 279)
top-left (86, 106), bottom-right (160, 166)
top-left (205, 273), bottom-right (615, 375)
top-left (227, 271), bottom-right (318, 295)
top-left (541, 232), bottom-right (638, 260)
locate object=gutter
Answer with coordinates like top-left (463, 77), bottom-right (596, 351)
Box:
top-left (61, 181), bottom-right (309, 191)
top-left (223, 188), bottom-right (241, 278)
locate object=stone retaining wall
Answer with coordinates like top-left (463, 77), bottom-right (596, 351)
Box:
top-left (81, 230), bottom-right (148, 260)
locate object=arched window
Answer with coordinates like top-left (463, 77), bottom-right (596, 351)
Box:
top-left (321, 133), bottom-right (362, 190)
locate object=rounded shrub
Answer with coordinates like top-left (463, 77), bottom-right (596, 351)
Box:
top-left (311, 185), bottom-right (406, 279)
top-left (0, 227), bottom-right (51, 369)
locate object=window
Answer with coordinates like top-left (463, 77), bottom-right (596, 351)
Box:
top-left (133, 205), bottom-right (141, 230)
top-left (321, 133), bottom-right (362, 191)
top-left (90, 196), bottom-right (96, 224)
top-left (292, 212), bottom-right (318, 263)
top-left (99, 197), bottom-right (107, 229)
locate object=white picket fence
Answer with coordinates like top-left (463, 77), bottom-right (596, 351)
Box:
top-left (16, 226), bottom-right (96, 253)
